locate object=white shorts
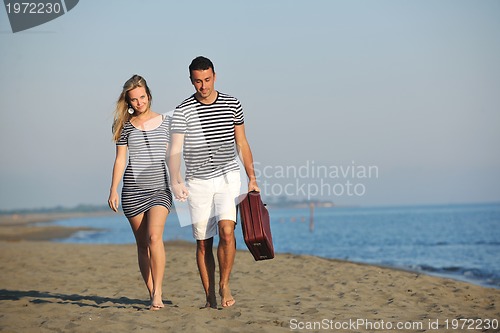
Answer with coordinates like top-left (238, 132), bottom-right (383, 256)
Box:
top-left (186, 171), bottom-right (241, 240)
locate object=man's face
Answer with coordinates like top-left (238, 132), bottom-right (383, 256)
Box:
top-left (191, 68), bottom-right (216, 101)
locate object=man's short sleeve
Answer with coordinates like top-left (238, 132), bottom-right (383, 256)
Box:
top-left (234, 100), bottom-right (244, 125)
top-left (165, 115), bottom-right (172, 143)
top-left (170, 108), bottom-right (187, 133)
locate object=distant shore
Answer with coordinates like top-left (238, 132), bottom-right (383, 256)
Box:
top-left (0, 211), bottom-right (113, 242)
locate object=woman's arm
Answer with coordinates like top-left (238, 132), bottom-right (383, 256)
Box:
top-left (108, 145), bottom-right (127, 212)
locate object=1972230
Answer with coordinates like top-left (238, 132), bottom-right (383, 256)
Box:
top-left (5, 2), bottom-right (62, 14)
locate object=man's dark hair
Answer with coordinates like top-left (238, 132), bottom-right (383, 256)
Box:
top-left (189, 56), bottom-right (215, 78)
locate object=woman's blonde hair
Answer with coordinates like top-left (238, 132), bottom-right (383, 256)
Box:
top-left (112, 75), bottom-right (152, 142)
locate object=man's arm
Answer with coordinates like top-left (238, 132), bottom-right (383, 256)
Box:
top-left (235, 124), bottom-right (260, 192)
top-left (167, 132), bottom-right (189, 201)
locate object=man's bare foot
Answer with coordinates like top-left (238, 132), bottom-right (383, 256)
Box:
top-left (219, 287), bottom-right (235, 308)
top-left (201, 294), bottom-right (217, 309)
top-left (202, 302), bottom-right (218, 309)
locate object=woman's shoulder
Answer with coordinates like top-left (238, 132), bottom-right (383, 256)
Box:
top-left (122, 120), bottom-right (134, 130)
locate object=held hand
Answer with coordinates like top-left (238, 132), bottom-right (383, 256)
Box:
top-left (248, 179), bottom-right (260, 193)
top-left (108, 191), bottom-right (120, 212)
top-left (172, 182), bottom-right (189, 202)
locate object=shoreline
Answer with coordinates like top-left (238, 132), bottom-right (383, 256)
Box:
top-left (1, 212), bottom-right (499, 332)
top-left (1, 211), bottom-right (498, 290)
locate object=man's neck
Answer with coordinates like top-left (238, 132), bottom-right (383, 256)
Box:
top-left (196, 91), bottom-right (218, 105)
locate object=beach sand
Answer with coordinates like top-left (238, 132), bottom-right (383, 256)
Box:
top-left (0, 214), bottom-right (499, 332)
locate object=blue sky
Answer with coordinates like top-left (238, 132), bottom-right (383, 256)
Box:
top-left (1, 0), bottom-right (499, 210)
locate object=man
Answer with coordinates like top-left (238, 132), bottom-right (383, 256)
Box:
top-left (168, 56), bottom-right (259, 308)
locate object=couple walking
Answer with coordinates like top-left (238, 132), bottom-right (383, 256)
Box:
top-left (108, 56), bottom-right (259, 310)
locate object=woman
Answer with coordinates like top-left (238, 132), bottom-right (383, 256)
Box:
top-left (108, 75), bottom-right (172, 310)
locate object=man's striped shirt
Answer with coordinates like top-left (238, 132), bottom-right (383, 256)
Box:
top-left (171, 92), bottom-right (244, 180)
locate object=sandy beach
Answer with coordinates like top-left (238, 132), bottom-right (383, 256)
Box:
top-left (0, 213), bottom-right (499, 332)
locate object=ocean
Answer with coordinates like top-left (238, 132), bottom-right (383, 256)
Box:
top-left (45, 203), bottom-right (500, 289)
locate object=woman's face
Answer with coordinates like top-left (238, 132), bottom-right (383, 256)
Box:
top-left (127, 86), bottom-right (150, 114)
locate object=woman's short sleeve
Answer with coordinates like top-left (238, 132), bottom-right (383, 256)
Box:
top-left (116, 124), bottom-right (128, 146)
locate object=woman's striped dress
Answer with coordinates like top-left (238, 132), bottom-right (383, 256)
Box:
top-left (117, 115), bottom-right (173, 218)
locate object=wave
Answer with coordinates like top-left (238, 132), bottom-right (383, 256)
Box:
top-left (472, 240), bottom-right (500, 246)
top-left (409, 264), bottom-right (500, 288)
top-left (410, 240), bottom-right (500, 247)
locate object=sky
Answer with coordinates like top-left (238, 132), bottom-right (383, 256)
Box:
top-left (0, 0), bottom-right (499, 210)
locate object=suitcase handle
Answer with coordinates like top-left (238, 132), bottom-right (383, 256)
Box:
top-left (246, 190), bottom-right (266, 206)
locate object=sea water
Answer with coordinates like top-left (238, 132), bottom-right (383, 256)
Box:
top-left (47, 203), bottom-right (500, 289)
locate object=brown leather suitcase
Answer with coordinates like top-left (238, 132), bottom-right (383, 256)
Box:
top-left (238, 191), bottom-right (275, 261)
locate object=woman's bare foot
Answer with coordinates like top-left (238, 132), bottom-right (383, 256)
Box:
top-left (219, 287), bottom-right (235, 308)
top-left (150, 292), bottom-right (164, 311)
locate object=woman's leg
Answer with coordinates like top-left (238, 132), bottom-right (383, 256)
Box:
top-left (146, 205), bottom-right (169, 309)
top-left (128, 213), bottom-right (154, 297)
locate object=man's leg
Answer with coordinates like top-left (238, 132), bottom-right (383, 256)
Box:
top-left (187, 177), bottom-right (218, 308)
top-left (217, 219), bottom-right (236, 307)
top-left (196, 237), bottom-right (217, 308)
